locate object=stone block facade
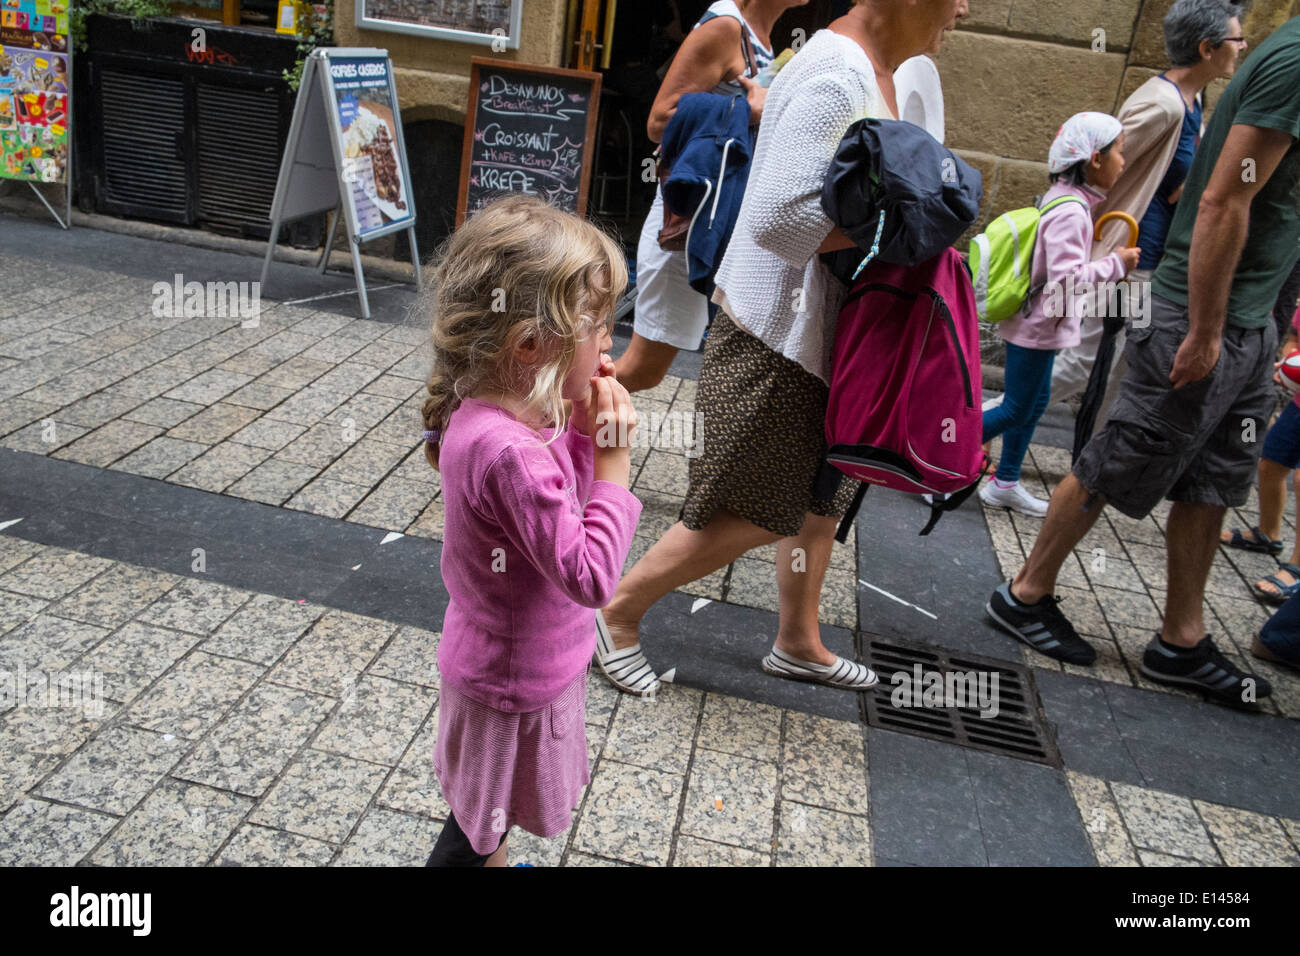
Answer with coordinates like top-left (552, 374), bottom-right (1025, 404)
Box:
top-left (939, 0), bottom-right (1300, 236)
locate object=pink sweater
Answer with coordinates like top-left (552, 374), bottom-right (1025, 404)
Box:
top-left (436, 398), bottom-right (642, 713)
top-left (998, 182), bottom-right (1128, 351)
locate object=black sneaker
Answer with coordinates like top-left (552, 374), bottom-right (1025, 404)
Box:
top-left (985, 581), bottom-right (1097, 665)
top-left (1140, 634), bottom-right (1273, 706)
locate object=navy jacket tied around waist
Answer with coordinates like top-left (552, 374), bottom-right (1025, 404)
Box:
top-left (659, 92), bottom-right (754, 297)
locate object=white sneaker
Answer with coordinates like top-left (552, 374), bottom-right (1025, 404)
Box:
top-left (979, 478), bottom-right (1049, 518)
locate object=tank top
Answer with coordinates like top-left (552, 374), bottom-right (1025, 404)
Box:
top-left (694, 0), bottom-right (775, 96)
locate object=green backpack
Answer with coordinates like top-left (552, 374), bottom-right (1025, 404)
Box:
top-left (968, 196), bottom-right (1088, 323)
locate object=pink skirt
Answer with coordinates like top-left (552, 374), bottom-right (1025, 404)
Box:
top-left (433, 667), bottom-right (589, 855)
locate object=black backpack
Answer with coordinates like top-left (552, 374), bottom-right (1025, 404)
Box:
top-left (820, 117), bottom-right (983, 283)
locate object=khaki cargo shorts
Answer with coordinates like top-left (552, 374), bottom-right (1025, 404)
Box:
top-left (1073, 295), bottom-right (1277, 519)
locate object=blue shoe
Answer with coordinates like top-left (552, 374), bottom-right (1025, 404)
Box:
top-left (1251, 563), bottom-right (1300, 606)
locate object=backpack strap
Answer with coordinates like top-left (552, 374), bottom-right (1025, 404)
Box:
top-left (834, 482), bottom-right (869, 544)
top-left (1038, 195), bottom-right (1089, 215)
top-left (832, 475), bottom-right (977, 541)
top-left (918, 478), bottom-right (982, 536)
top-left (740, 23), bottom-right (757, 78)
top-left (1022, 195), bottom-right (1091, 310)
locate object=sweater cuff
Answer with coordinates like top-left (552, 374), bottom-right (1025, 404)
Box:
top-left (1107, 252), bottom-right (1130, 283)
top-left (589, 480), bottom-right (642, 521)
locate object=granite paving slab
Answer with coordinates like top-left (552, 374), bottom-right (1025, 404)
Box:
top-left (174, 682), bottom-right (335, 795)
top-left (88, 777), bottom-right (254, 867)
top-left (213, 824), bottom-right (337, 867)
top-left (33, 723), bottom-right (188, 815)
top-left (247, 747), bottom-right (390, 844)
top-left (122, 651), bottom-right (264, 740)
top-left (0, 797), bottom-right (119, 867)
top-left (774, 801), bottom-right (873, 866)
top-left (76, 621), bottom-right (202, 704)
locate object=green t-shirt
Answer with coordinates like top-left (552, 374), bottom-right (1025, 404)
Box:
top-left (1153, 16), bottom-right (1300, 328)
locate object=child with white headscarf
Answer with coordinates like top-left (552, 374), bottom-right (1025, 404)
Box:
top-left (980, 112), bottom-right (1142, 518)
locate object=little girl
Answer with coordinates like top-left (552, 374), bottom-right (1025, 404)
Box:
top-left (419, 195), bottom-right (642, 866)
top-left (981, 111), bottom-right (1141, 518)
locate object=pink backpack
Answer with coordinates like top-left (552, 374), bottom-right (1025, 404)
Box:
top-left (822, 247), bottom-right (985, 538)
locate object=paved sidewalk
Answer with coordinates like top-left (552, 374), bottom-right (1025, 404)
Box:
top-left (0, 540), bottom-right (1295, 867)
top-left (2, 214), bottom-right (1299, 866)
top-left (0, 217), bottom-right (857, 630)
top-left (0, 537), bottom-right (866, 867)
top-left (985, 440), bottom-right (1300, 719)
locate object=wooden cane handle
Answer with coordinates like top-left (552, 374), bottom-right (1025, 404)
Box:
top-left (1095, 211), bottom-right (1139, 247)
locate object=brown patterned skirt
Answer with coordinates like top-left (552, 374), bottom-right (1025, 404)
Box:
top-left (681, 309), bottom-right (858, 537)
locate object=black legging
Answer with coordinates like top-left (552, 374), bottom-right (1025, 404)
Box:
top-left (425, 812), bottom-right (507, 867)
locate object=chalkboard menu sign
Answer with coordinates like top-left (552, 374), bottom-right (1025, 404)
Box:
top-left (456, 57), bottom-right (601, 226)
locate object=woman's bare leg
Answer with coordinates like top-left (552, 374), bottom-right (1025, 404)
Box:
top-left (775, 513), bottom-right (840, 665)
top-left (484, 837), bottom-right (508, 867)
top-left (614, 333), bottom-right (681, 394)
top-left (601, 511), bottom-right (781, 650)
top-left (1255, 457), bottom-right (1291, 541)
top-left (1254, 464), bottom-right (1300, 598)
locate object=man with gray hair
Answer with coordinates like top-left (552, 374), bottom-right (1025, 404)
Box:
top-left (986, 14), bottom-right (1300, 706)
top-left (1165, 0), bottom-right (1248, 65)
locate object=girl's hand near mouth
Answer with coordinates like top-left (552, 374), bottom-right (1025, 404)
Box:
top-left (571, 354), bottom-right (620, 436)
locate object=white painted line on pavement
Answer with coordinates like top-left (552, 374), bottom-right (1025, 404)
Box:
top-left (0, 518), bottom-right (23, 532)
top-left (282, 283), bottom-right (403, 305)
top-left (380, 532), bottom-right (403, 545)
top-left (690, 598), bottom-right (711, 614)
top-left (858, 578), bottom-right (938, 620)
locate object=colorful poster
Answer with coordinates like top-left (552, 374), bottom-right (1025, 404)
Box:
top-left (0, 0), bottom-right (69, 44)
top-left (0, 8), bottom-right (67, 182)
top-left (326, 55), bottom-right (412, 236)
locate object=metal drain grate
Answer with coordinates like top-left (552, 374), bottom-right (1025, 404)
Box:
top-left (862, 636), bottom-right (1061, 767)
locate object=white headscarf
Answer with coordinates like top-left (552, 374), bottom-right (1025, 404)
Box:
top-left (1048, 112), bottom-right (1123, 174)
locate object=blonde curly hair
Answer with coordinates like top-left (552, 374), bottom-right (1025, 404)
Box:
top-left (420, 194), bottom-right (628, 470)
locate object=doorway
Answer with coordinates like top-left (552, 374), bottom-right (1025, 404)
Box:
top-left (572, 1), bottom-right (842, 245)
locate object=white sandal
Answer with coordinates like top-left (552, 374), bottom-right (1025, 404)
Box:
top-left (594, 611), bottom-right (661, 697)
top-left (761, 645), bottom-right (878, 691)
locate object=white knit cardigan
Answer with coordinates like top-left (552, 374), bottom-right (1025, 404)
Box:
top-left (712, 29), bottom-right (883, 383)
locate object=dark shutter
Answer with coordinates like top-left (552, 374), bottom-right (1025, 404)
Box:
top-left (196, 81), bottom-right (283, 233)
top-left (97, 67), bottom-right (190, 223)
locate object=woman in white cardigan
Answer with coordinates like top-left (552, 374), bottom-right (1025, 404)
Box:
top-left (595, 0), bottom-right (969, 696)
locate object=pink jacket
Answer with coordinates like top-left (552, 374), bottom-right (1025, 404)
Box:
top-left (998, 181), bottom-right (1128, 351)
top-left (436, 398), bottom-right (641, 713)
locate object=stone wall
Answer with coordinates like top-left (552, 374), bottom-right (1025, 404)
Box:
top-left (936, 0), bottom-right (1300, 243)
